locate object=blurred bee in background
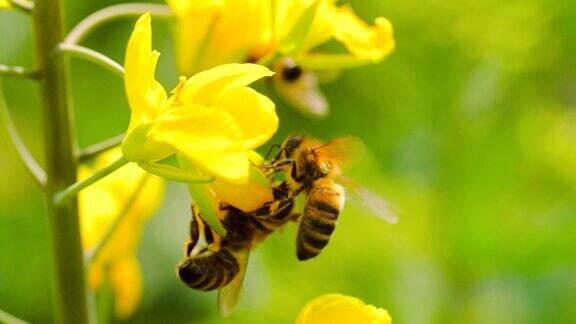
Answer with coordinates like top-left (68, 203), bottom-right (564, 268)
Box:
top-left (260, 134), bottom-right (398, 260)
top-left (177, 189), bottom-right (297, 316)
top-left (271, 58), bottom-right (330, 118)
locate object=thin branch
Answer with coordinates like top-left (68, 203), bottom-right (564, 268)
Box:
top-left (0, 65), bottom-right (40, 79)
top-left (78, 133), bottom-right (125, 162)
top-left (54, 156), bottom-right (129, 205)
top-left (57, 43), bottom-right (124, 78)
top-left (0, 308), bottom-right (30, 324)
top-left (65, 3), bottom-right (172, 45)
top-left (0, 81), bottom-right (46, 189)
top-left (85, 175), bottom-right (150, 263)
top-left (8, 0), bottom-right (34, 14)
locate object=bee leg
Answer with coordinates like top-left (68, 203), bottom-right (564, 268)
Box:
top-left (279, 159), bottom-right (308, 183)
top-left (259, 158), bottom-right (296, 174)
top-left (288, 184), bottom-right (306, 200)
top-left (198, 214), bottom-right (225, 255)
top-left (289, 213), bottom-right (302, 222)
top-left (184, 205), bottom-right (202, 257)
top-left (251, 197), bottom-right (296, 222)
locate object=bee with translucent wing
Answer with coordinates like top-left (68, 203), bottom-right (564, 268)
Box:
top-left (260, 134), bottom-right (398, 260)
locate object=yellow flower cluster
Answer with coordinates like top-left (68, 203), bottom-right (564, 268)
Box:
top-left (167, 0), bottom-right (395, 74)
top-left (296, 294), bottom-right (392, 324)
top-left (79, 148), bottom-right (164, 318)
top-left (122, 13), bottom-right (279, 184)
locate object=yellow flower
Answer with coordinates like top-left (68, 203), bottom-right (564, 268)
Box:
top-left (296, 294), bottom-right (392, 324)
top-left (166, 0), bottom-right (266, 74)
top-left (167, 1), bottom-right (393, 117)
top-left (79, 148), bottom-right (164, 318)
top-left (178, 151), bottom-right (274, 235)
top-left (123, 13), bottom-right (278, 184)
top-left (0, 0), bottom-right (11, 9)
top-left (167, 0), bottom-right (395, 74)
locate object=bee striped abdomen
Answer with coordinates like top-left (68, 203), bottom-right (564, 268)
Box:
top-left (177, 249), bottom-right (239, 291)
top-left (296, 179), bottom-right (345, 261)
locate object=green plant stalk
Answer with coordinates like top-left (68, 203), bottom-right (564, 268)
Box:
top-left (78, 133), bottom-right (126, 162)
top-left (57, 44), bottom-right (125, 78)
top-left (55, 156), bottom-right (129, 205)
top-left (33, 1), bottom-right (89, 323)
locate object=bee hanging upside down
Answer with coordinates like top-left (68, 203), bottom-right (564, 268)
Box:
top-left (177, 191), bottom-right (298, 316)
top-left (260, 134), bottom-right (398, 260)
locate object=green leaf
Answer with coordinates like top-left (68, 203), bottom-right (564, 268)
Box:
top-left (176, 155), bottom-right (226, 236)
top-left (278, 0), bottom-right (321, 56)
top-left (186, 183), bottom-right (226, 237)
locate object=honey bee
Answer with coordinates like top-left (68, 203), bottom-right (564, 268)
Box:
top-left (177, 187), bottom-right (297, 316)
top-left (177, 135), bottom-right (396, 314)
top-left (272, 58), bottom-right (329, 118)
top-left (260, 135), bottom-right (398, 260)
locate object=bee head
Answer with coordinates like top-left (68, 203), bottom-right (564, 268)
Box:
top-left (280, 134), bottom-right (305, 159)
top-left (276, 58), bottom-right (303, 83)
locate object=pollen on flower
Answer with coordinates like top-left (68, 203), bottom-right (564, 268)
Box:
top-left (170, 76), bottom-right (189, 106)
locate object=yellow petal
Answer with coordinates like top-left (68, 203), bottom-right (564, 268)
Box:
top-left (198, 0), bottom-right (268, 71)
top-left (0, 0), bottom-right (11, 9)
top-left (167, 0), bottom-right (222, 75)
top-left (109, 256), bottom-right (143, 318)
top-left (208, 163), bottom-right (274, 212)
top-left (296, 294), bottom-right (392, 324)
top-left (180, 63), bottom-right (274, 106)
top-left (79, 164), bottom-right (123, 249)
top-left (333, 7), bottom-right (395, 62)
top-left (150, 105), bottom-right (249, 183)
top-left (87, 263), bottom-right (104, 290)
top-left (214, 87), bottom-right (278, 149)
top-left (301, 0), bottom-right (338, 52)
top-left (124, 13), bottom-right (167, 126)
top-left (166, 0), bottom-right (221, 15)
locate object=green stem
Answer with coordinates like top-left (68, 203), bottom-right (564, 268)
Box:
top-left (78, 133), bottom-right (126, 162)
top-left (64, 3), bottom-right (172, 45)
top-left (0, 80), bottom-right (47, 188)
top-left (85, 175), bottom-right (150, 263)
top-left (0, 64), bottom-right (40, 79)
top-left (33, 0), bottom-right (89, 322)
top-left (138, 161), bottom-right (215, 184)
top-left (55, 156), bottom-right (129, 206)
top-left (57, 43), bottom-right (125, 78)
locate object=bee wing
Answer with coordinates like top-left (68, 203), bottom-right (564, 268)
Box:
top-left (314, 136), bottom-right (366, 172)
top-left (218, 248), bottom-right (250, 317)
top-left (273, 69), bottom-right (329, 118)
top-left (339, 176), bottom-right (398, 224)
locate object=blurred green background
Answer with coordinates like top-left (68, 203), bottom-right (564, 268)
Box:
top-left (2, 0), bottom-right (576, 323)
